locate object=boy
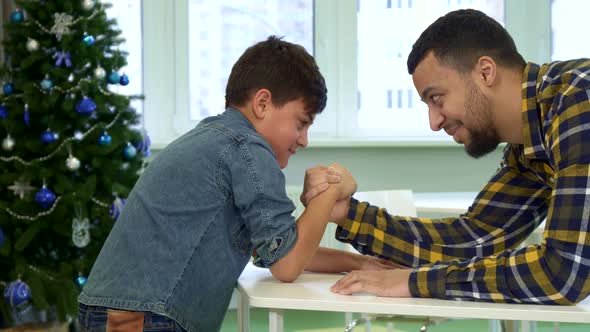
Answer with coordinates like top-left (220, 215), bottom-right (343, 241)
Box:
top-left (78, 36), bottom-right (384, 332)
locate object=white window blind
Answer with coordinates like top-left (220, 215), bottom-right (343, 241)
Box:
top-left (354, 0), bottom-right (504, 141)
top-left (187, 0), bottom-right (313, 123)
top-left (550, 0), bottom-right (590, 61)
top-left (104, 0), bottom-right (143, 115)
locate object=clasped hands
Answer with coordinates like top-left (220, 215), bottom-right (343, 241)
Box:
top-left (301, 163), bottom-right (412, 298)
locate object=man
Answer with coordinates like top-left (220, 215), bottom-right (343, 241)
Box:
top-left (304, 9), bottom-right (590, 304)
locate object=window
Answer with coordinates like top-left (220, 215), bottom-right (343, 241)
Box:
top-left (144, 0), bottom-right (560, 148)
top-left (104, 0), bottom-right (143, 115)
top-left (188, 0), bottom-right (313, 121)
top-left (550, 0), bottom-right (590, 61)
top-left (355, 0), bottom-right (504, 140)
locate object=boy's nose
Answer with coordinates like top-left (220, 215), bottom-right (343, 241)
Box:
top-left (298, 129), bottom-right (309, 148)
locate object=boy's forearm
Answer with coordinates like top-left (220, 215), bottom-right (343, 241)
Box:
top-left (305, 247), bottom-right (363, 273)
top-left (270, 187), bottom-right (339, 282)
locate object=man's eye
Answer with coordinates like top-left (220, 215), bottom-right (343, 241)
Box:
top-left (431, 95), bottom-right (441, 103)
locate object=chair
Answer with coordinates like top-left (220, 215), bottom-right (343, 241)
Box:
top-left (352, 190), bottom-right (417, 216)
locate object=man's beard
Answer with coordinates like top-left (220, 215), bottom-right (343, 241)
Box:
top-left (463, 82), bottom-right (500, 158)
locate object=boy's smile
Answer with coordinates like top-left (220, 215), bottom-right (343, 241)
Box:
top-left (258, 98), bottom-right (312, 168)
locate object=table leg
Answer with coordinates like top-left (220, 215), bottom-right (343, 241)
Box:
top-left (361, 313), bottom-right (371, 332)
top-left (386, 322), bottom-right (394, 332)
top-left (488, 320), bottom-right (500, 332)
top-left (237, 290), bottom-right (249, 332)
top-left (269, 309), bottom-right (284, 332)
top-left (521, 321), bottom-right (537, 332)
top-left (503, 320), bottom-right (518, 332)
top-left (345, 312), bottom-right (354, 325)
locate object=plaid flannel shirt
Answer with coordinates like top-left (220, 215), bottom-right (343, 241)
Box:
top-left (336, 60), bottom-right (590, 304)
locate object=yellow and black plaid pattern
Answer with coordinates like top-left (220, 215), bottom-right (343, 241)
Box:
top-left (336, 60), bottom-right (590, 304)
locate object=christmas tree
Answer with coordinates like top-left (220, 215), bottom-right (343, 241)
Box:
top-left (0, 0), bottom-right (148, 325)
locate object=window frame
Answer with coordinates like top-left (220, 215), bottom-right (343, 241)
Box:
top-left (142, 0), bottom-right (551, 149)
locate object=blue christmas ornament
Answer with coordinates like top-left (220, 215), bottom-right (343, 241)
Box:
top-left (40, 77), bottom-right (54, 90)
top-left (40, 130), bottom-right (57, 144)
top-left (119, 74), bottom-right (129, 86)
top-left (123, 142), bottom-right (137, 160)
top-left (10, 10), bottom-right (24, 23)
top-left (82, 34), bottom-right (95, 46)
top-left (3, 83), bottom-right (14, 96)
top-left (34, 185), bottom-right (56, 209)
top-left (109, 197), bottom-right (126, 220)
top-left (4, 280), bottom-right (31, 307)
top-left (98, 131), bottom-right (112, 146)
top-left (107, 72), bottom-right (120, 84)
top-left (24, 104), bottom-right (30, 127)
top-left (53, 51), bottom-right (72, 68)
top-left (76, 97), bottom-right (96, 115)
top-left (76, 275), bottom-right (87, 287)
top-left (0, 226), bottom-right (4, 247)
top-left (0, 105), bottom-right (8, 119)
top-left (135, 132), bottom-right (151, 157)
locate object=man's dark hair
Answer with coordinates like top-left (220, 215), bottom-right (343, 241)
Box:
top-left (407, 9), bottom-right (526, 74)
top-left (225, 36), bottom-right (327, 114)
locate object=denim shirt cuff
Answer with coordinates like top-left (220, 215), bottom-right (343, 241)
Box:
top-left (252, 225), bottom-right (298, 268)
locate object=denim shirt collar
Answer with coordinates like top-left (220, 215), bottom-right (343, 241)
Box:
top-left (224, 106), bottom-right (256, 131)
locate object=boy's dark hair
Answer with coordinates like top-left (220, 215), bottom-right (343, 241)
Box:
top-left (225, 35), bottom-right (327, 114)
top-left (407, 9), bottom-right (526, 74)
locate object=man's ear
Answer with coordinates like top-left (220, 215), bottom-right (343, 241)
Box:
top-left (474, 56), bottom-right (497, 87)
top-left (252, 89), bottom-right (272, 120)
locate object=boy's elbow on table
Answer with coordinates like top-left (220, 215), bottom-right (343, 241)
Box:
top-left (270, 261), bottom-right (301, 283)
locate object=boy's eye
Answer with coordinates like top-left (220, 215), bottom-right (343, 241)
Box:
top-left (431, 95), bottom-right (441, 103)
top-left (298, 119), bottom-right (309, 128)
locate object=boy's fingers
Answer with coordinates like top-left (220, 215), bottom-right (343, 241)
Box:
top-left (306, 167), bottom-right (339, 185)
top-left (327, 167), bottom-right (341, 175)
top-left (327, 174), bottom-right (341, 183)
top-left (303, 191), bottom-right (314, 204)
top-left (303, 183), bottom-right (329, 203)
top-left (308, 165), bottom-right (328, 175)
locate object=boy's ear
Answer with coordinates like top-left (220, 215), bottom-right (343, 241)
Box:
top-left (252, 89), bottom-right (272, 119)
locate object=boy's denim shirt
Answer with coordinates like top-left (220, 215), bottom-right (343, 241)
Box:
top-left (79, 108), bottom-right (298, 332)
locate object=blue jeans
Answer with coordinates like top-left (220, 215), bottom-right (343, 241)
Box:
top-left (78, 304), bottom-right (186, 332)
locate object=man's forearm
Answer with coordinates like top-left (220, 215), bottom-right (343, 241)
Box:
top-left (305, 247), bottom-right (363, 273)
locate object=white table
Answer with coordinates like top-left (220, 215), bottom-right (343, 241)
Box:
top-left (237, 263), bottom-right (590, 332)
top-left (414, 191), bottom-right (477, 214)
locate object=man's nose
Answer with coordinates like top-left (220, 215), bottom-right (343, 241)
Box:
top-left (428, 107), bottom-right (445, 132)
